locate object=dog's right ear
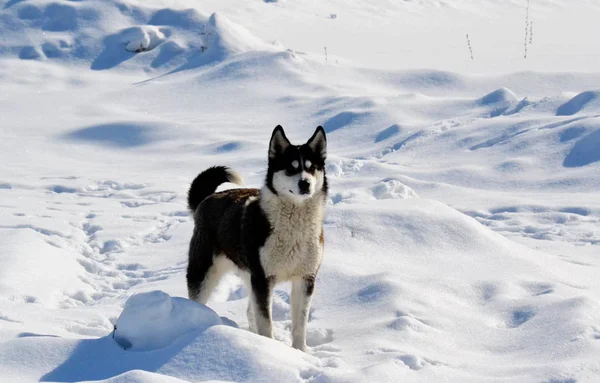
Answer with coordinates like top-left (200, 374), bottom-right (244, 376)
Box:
top-left (269, 125), bottom-right (291, 159)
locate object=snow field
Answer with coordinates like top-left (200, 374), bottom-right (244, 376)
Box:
top-left (1, 0), bottom-right (600, 382)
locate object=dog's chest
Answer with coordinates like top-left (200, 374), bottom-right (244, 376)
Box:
top-left (259, 204), bottom-right (322, 280)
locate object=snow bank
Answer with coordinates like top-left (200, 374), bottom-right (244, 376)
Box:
top-left (178, 12), bottom-right (279, 71)
top-left (0, 0), bottom-right (206, 70)
top-left (114, 291), bottom-right (222, 351)
top-left (315, 198), bottom-right (600, 382)
top-left (556, 90), bottom-right (600, 116)
top-left (202, 13), bottom-right (272, 58)
top-left (563, 128), bottom-right (600, 168)
top-left (0, 312), bottom-right (321, 383)
top-left (0, 1), bottom-right (276, 71)
top-left (79, 370), bottom-right (193, 383)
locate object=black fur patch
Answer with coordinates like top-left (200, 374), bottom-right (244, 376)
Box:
top-left (187, 188), bottom-right (275, 305)
top-left (186, 226), bottom-right (214, 300)
top-left (188, 166), bottom-right (238, 212)
top-left (305, 275), bottom-right (316, 296)
top-left (251, 275), bottom-right (275, 318)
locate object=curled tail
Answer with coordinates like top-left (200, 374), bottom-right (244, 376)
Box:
top-left (187, 166), bottom-right (243, 212)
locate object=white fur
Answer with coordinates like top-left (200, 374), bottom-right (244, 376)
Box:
top-left (225, 169), bottom-right (244, 185)
top-left (259, 186), bottom-right (324, 279)
top-left (271, 169), bottom-right (325, 203)
top-left (256, 185), bottom-right (325, 349)
top-left (196, 256), bottom-right (237, 305)
top-left (291, 278), bottom-right (312, 351)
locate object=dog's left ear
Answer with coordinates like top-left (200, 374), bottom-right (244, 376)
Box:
top-left (269, 125), bottom-right (291, 159)
top-left (307, 126), bottom-right (327, 160)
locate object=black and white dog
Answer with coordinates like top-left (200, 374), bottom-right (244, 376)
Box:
top-left (186, 125), bottom-right (327, 351)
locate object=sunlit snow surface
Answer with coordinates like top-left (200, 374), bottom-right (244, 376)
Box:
top-left (1, 1), bottom-right (599, 382)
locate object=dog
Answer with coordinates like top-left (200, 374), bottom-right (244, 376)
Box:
top-left (186, 125), bottom-right (328, 351)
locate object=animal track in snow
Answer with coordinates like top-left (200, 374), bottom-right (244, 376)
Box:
top-left (307, 328), bottom-right (334, 347)
top-left (522, 282), bottom-right (555, 297)
top-left (508, 307), bottom-right (536, 328)
top-left (464, 204), bottom-right (599, 246)
top-left (366, 348), bottom-right (441, 370)
top-left (388, 311), bottom-right (430, 332)
top-left (13, 177), bottom-right (191, 309)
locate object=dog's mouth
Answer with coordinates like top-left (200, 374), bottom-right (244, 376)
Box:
top-left (289, 189), bottom-right (312, 198)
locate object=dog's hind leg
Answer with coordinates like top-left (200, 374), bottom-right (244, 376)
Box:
top-left (246, 301), bottom-right (257, 333)
top-left (290, 276), bottom-right (315, 351)
top-left (188, 255), bottom-right (233, 304)
top-left (250, 274), bottom-right (275, 338)
top-left (187, 230), bottom-right (231, 304)
top-left (239, 274), bottom-right (258, 333)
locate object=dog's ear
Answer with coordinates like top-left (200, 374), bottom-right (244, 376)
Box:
top-left (269, 125), bottom-right (291, 159)
top-left (307, 126), bottom-right (327, 160)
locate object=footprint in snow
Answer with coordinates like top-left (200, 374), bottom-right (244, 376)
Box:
top-left (507, 307), bottom-right (536, 328)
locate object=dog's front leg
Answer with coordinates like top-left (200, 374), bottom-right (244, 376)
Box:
top-left (291, 276), bottom-right (315, 351)
top-left (250, 274), bottom-right (274, 338)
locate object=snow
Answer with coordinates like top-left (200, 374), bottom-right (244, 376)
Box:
top-left (1, 0), bottom-right (600, 382)
top-left (113, 291), bottom-right (223, 351)
top-left (122, 27), bottom-right (166, 54)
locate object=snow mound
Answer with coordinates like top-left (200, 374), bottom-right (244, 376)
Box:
top-left (113, 291), bottom-right (222, 351)
top-left (179, 12), bottom-right (278, 70)
top-left (556, 90), bottom-right (600, 116)
top-left (123, 26), bottom-right (166, 53)
top-left (0, 320), bottom-right (321, 382)
top-left (371, 179), bottom-right (418, 199)
top-left (563, 128), bottom-right (600, 168)
top-left (0, 0), bottom-right (208, 70)
top-left (476, 87), bottom-right (519, 117)
top-left (204, 13), bottom-right (270, 56)
top-left (478, 87), bottom-right (518, 105)
top-left (79, 370), bottom-right (193, 383)
top-left (0, 2), bottom-right (276, 71)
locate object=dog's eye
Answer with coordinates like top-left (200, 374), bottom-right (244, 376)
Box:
top-left (291, 160), bottom-right (299, 169)
top-left (305, 160), bottom-right (312, 169)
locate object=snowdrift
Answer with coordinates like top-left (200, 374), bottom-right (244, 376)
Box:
top-left (0, 294), bottom-right (320, 383)
top-left (0, 0), bottom-right (279, 71)
top-left (1, 197), bottom-right (598, 382)
top-left (113, 291), bottom-right (222, 351)
top-left (2, 1), bottom-right (600, 382)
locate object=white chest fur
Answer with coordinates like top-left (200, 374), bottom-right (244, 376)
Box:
top-left (259, 188), bottom-right (324, 281)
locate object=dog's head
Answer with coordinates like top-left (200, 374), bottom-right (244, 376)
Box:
top-left (266, 125), bottom-right (328, 203)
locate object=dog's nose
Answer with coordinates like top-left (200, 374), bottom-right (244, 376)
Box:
top-left (298, 179), bottom-right (311, 195)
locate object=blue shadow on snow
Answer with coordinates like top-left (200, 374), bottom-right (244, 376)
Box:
top-left (40, 335), bottom-right (195, 382)
top-left (41, 320), bottom-right (256, 383)
top-left (91, 31), bottom-right (136, 70)
top-left (563, 129), bottom-right (600, 168)
top-left (62, 123), bottom-right (157, 148)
